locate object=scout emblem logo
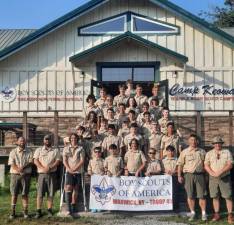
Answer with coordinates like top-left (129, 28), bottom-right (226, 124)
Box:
top-left (91, 178), bottom-right (116, 205)
top-left (0, 87), bottom-right (17, 103)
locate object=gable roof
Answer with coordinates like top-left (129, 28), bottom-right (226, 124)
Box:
top-left (69, 31), bottom-right (188, 63)
top-left (0, 0), bottom-right (233, 62)
top-left (0, 29), bottom-right (36, 51)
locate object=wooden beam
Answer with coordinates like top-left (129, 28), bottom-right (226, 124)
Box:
top-left (54, 111), bottom-right (59, 147)
top-left (196, 111), bottom-right (202, 144)
top-left (229, 111), bottom-right (233, 151)
top-left (23, 111), bottom-right (28, 141)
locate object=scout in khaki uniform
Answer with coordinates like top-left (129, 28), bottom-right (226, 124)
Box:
top-left (102, 124), bottom-right (124, 157)
top-left (8, 137), bottom-right (33, 219)
top-left (162, 145), bottom-right (179, 211)
top-left (113, 84), bottom-right (129, 106)
top-left (85, 94), bottom-right (103, 117)
top-left (177, 134), bottom-right (207, 221)
top-left (141, 112), bottom-right (153, 139)
top-left (124, 139), bottom-right (146, 177)
top-left (149, 97), bottom-right (162, 120)
top-left (117, 118), bottom-right (130, 139)
top-left (158, 107), bottom-right (173, 135)
top-left (95, 87), bottom-right (107, 108)
top-left (127, 109), bottom-right (138, 125)
top-left (204, 137), bottom-right (234, 224)
top-left (106, 108), bottom-right (119, 129)
top-left (134, 84), bottom-right (148, 110)
top-left (145, 148), bottom-right (162, 176)
top-left (63, 133), bottom-right (85, 216)
top-left (87, 147), bottom-right (105, 213)
top-left (148, 83), bottom-right (166, 107)
top-left (126, 97), bottom-right (140, 116)
top-left (34, 135), bottom-right (61, 218)
top-left (104, 144), bottom-right (124, 177)
top-left (161, 122), bottom-right (181, 159)
top-left (102, 95), bottom-right (117, 119)
top-left (81, 111), bottom-right (98, 138)
top-left (137, 102), bottom-right (155, 125)
top-left (125, 79), bottom-right (135, 97)
top-left (89, 129), bottom-right (103, 159)
top-left (115, 103), bottom-right (128, 127)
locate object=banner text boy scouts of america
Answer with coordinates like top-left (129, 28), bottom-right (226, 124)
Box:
top-left (90, 175), bottom-right (173, 211)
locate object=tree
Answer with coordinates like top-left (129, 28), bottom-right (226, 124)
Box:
top-left (199, 0), bottom-right (234, 27)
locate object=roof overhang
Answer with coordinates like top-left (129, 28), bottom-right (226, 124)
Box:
top-left (69, 32), bottom-right (188, 64)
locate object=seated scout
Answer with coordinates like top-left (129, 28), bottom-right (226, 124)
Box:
top-left (85, 94), bottom-right (102, 117)
top-left (145, 148), bottom-right (162, 177)
top-left (134, 84), bottom-right (148, 110)
top-left (204, 136), bottom-right (234, 224)
top-left (34, 135), bottom-right (61, 218)
top-left (113, 84), bottom-right (129, 106)
top-left (104, 144), bottom-right (124, 177)
top-left (124, 139), bottom-right (146, 177)
top-left (8, 137), bottom-right (33, 219)
top-left (63, 133), bottom-right (85, 216)
top-left (95, 87), bottom-right (107, 108)
top-left (158, 107), bottom-right (173, 135)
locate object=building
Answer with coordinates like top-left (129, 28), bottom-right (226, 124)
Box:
top-left (0, 0), bottom-right (233, 147)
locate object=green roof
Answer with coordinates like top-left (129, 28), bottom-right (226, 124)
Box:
top-left (69, 31), bottom-right (188, 63)
top-left (0, 0), bottom-right (233, 61)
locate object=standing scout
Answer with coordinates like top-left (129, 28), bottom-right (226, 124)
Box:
top-left (113, 84), bottom-right (129, 106)
top-left (63, 133), bottom-right (85, 216)
top-left (177, 134), bottom-right (207, 221)
top-left (8, 137), bottom-right (33, 219)
top-left (145, 148), bottom-right (162, 176)
top-left (34, 135), bottom-right (61, 218)
top-left (204, 137), bottom-right (234, 224)
top-left (158, 107), bottom-right (173, 135)
top-left (134, 84), bottom-right (148, 110)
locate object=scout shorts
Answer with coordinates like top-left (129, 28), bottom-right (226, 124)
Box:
top-left (10, 174), bottom-right (31, 196)
top-left (209, 175), bottom-right (232, 199)
top-left (37, 173), bottom-right (57, 198)
top-left (184, 173), bottom-right (207, 199)
top-left (65, 172), bottom-right (81, 186)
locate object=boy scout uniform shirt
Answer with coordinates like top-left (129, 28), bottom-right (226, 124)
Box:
top-left (124, 133), bottom-right (144, 151)
top-left (95, 98), bottom-right (107, 108)
top-left (8, 147), bottom-right (33, 174)
top-left (141, 122), bottom-right (152, 139)
top-left (137, 112), bottom-right (155, 125)
top-left (98, 128), bottom-right (108, 140)
top-left (107, 118), bottom-right (119, 130)
top-left (102, 134), bottom-right (124, 152)
top-left (88, 157), bottom-right (105, 175)
top-left (134, 95), bottom-right (148, 109)
top-left (126, 107), bottom-right (140, 116)
top-left (63, 146), bottom-right (85, 173)
top-left (115, 113), bottom-right (128, 127)
top-left (113, 94), bottom-right (129, 106)
top-left (149, 107), bottom-right (162, 120)
top-left (104, 155), bottom-right (124, 176)
top-left (149, 133), bottom-right (162, 151)
top-left (124, 150), bottom-right (147, 173)
top-left (118, 127), bottom-right (130, 138)
top-left (89, 136), bottom-right (103, 158)
top-left (158, 117), bottom-right (173, 135)
top-left (146, 159), bottom-right (161, 174)
top-left (85, 105), bottom-right (103, 117)
top-left (162, 157), bottom-right (177, 174)
top-left (204, 148), bottom-right (233, 177)
top-left (161, 134), bottom-right (180, 157)
top-left (177, 147), bottom-right (206, 173)
top-left (34, 146), bottom-right (61, 173)
top-left (103, 105), bottom-right (117, 119)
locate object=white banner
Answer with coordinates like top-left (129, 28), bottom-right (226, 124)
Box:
top-left (89, 175), bottom-right (173, 211)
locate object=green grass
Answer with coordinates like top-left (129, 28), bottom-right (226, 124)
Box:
top-left (0, 175), bottom-right (97, 225)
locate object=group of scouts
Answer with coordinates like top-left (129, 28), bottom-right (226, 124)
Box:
top-left (7, 80), bottom-right (234, 224)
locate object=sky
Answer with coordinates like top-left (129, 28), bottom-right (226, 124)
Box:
top-left (0, 0), bottom-right (225, 29)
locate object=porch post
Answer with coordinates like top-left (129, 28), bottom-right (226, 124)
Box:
top-left (229, 111), bottom-right (233, 151)
top-left (23, 111), bottom-right (28, 141)
top-left (54, 111), bottom-right (59, 148)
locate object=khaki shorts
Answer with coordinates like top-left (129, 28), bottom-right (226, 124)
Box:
top-left (37, 173), bottom-right (57, 198)
top-left (10, 174), bottom-right (31, 196)
top-left (209, 175), bottom-right (232, 199)
top-left (184, 173), bottom-right (207, 199)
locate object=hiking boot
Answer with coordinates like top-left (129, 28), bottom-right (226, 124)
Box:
top-left (228, 214), bottom-right (234, 224)
top-left (212, 213), bottom-right (220, 222)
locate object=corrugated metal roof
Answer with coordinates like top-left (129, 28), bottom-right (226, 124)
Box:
top-left (221, 28), bottom-right (234, 37)
top-left (0, 29), bottom-right (36, 51)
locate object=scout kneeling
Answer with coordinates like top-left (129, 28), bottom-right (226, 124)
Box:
top-left (34, 135), bottom-right (61, 218)
top-left (8, 137), bottom-right (33, 219)
top-left (63, 133), bottom-right (85, 216)
top-left (88, 146), bottom-right (105, 213)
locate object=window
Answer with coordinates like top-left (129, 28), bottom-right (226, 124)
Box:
top-left (79, 15), bottom-right (127, 35)
top-left (78, 12), bottom-right (179, 36)
top-left (132, 15), bottom-right (179, 34)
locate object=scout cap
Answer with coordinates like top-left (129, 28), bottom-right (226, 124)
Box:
top-left (212, 136), bottom-right (224, 144)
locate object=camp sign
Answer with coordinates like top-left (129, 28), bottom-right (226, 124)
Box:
top-left (90, 175), bottom-right (173, 211)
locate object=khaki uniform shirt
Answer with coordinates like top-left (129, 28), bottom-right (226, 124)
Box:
top-left (113, 94), bottom-right (129, 106)
top-left (102, 134), bottom-right (124, 153)
top-left (104, 155), bottom-right (124, 176)
top-left (137, 112), bottom-right (155, 126)
top-left (115, 113), bottom-right (128, 127)
top-left (89, 136), bottom-right (103, 158)
top-left (98, 128), bottom-right (108, 140)
top-left (148, 95), bottom-right (165, 107)
top-left (205, 148), bottom-right (233, 177)
top-left (103, 105), bottom-right (117, 119)
top-left (118, 127), bottom-right (130, 138)
top-left (141, 122), bottom-right (152, 139)
top-left (126, 107), bottom-right (140, 116)
top-left (8, 147), bottom-right (33, 174)
top-left (158, 117), bottom-right (171, 135)
top-left (177, 147), bottom-right (206, 173)
top-left (80, 121), bottom-right (97, 138)
top-left (85, 105), bottom-right (103, 117)
top-left (134, 95), bottom-right (148, 109)
top-left (34, 146), bottom-right (61, 173)
top-left (88, 157), bottom-right (105, 175)
top-left (161, 134), bottom-right (181, 157)
top-left (95, 98), bottom-right (107, 108)
top-left (146, 159), bottom-right (161, 174)
top-left (149, 106), bottom-right (162, 120)
top-left (63, 145), bottom-right (85, 173)
top-left (124, 150), bottom-right (147, 173)
top-left (124, 133), bottom-right (144, 151)
top-left (162, 157), bottom-right (177, 174)
top-left (107, 118), bottom-right (119, 130)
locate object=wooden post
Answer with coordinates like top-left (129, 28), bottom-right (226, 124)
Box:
top-left (54, 111), bottom-right (59, 148)
top-left (229, 111), bottom-right (233, 151)
top-left (196, 111), bottom-right (202, 143)
top-left (23, 111), bottom-right (28, 141)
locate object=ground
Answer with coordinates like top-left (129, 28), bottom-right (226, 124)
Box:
top-left (0, 176), bottom-right (232, 225)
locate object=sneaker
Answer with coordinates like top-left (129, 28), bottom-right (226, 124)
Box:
top-left (23, 210), bottom-right (29, 219)
top-left (34, 211), bottom-right (42, 219)
top-left (212, 213), bottom-right (220, 222)
top-left (187, 212), bottom-right (196, 221)
top-left (202, 213), bottom-right (208, 221)
top-left (228, 214), bottom-right (234, 224)
top-left (9, 214), bottom-right (16, 220)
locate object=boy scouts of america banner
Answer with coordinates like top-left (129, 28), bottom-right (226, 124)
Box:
top-left (90, 175), bottom-right (173, 211)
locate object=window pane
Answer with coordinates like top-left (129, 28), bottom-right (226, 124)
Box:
top-left (102, 68), bottom-right (132, 81)
top-left (134, 68), bottom-right (155, 81)
top-left (133, 16), bottom-right (176, 32)
top-left (81, 16), bottom-right (125, 34)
